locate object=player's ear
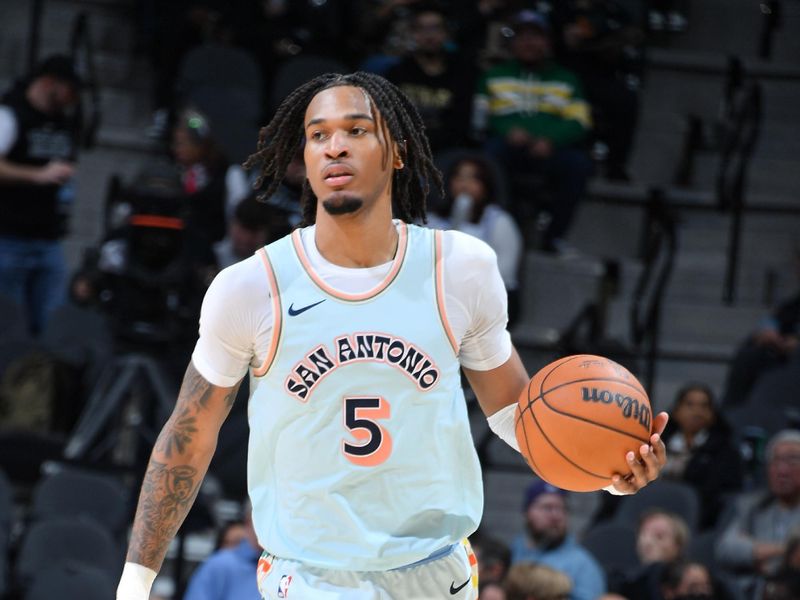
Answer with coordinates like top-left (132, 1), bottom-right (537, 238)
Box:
top-left (393, 139), bottom-right (406, 170)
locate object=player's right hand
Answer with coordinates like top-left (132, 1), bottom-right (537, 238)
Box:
top-left (35, 160), bottom-right (75, 185)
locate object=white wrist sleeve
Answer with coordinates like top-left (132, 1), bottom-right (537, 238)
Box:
top-left (602, 484), bottom-right (629, 495)
top-left (487, 403), bottom-right (520, 452)
top-left (117, 562), bottom-right (157, 600)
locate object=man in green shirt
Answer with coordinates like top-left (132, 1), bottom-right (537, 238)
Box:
top-left (474, 10), bottom-right (593, 254)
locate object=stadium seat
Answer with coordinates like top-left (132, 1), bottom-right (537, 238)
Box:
top-left (176, 43), bottom-right (263, 163)
top-left (15, 517), bottom-right (122, 586)
top-left (582, 520), bottom-right (640, 578)
top-left (40, 303), bottom-right (113, 380)
top-left (30, 467), bottom-right (130, 536)
top-left (23, 562), bottom-right (116, 600)
top-left (612, 479), bottom-right (701, 531)
top-left (269, 54), bottom-right (349, 115)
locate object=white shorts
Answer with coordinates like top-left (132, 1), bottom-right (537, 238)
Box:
top-left (256, 539), bottom-right (478, 600)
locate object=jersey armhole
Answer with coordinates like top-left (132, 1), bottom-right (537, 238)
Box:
top-left (252, 247), bottom-right (282, 377)
top-left (434, 230), bottom-right (459, 357)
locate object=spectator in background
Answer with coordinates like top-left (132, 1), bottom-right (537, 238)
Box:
top-left (717, 430), bottom-right (800, 599)
top-left (722, 274), bottom-right (800, 406)
top-left (0, 54), bottom-right (81, 335)
top-left (183, 501), bottom-right (262, 600)
top-left (661, 383), bottom-right (743, 529)
top-left (659, 560), bottom-right (721, 600)
top-left (470, 530), bottom-right (512, 586)
top-left (263, 144), bottom-right (304, 217)
top-left (479, 580), bottom-right (507, 600)
top-left (474, 10), bottom-right (593, 254)
top-left (428, 154), bottom-right (523, 325)
top-left (385, 3), bottom-right (476, 152)
top-left (171, 108), bottom-right (248, 247)
top-left (504, 562), bottom-right (572, 600)
top-left (511, 480), bottom-right (606, 600)
top-left (213, 196), bottom-right (291, 270)
top-left (637, 510), bottom-right (690, 566)
top-left (214, 520), bottom-right (247, 551)
top-left (617, 509), bottom-right (690, 599)
top-left (549, 0), bottom-right (644, 181)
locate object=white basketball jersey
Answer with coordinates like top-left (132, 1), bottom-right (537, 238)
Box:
top-left (247, 222), bottom-right (483, 571)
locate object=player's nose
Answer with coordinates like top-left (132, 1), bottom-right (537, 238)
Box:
top-left (325, 131), bottom-right (349, 158)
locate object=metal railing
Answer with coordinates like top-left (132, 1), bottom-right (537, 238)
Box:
top-left (69, 10), bottom-right (102, 148)
top-left (718, 81), bottom-right (763, 304)
top-left (629, 189), bottom-right (678, 394)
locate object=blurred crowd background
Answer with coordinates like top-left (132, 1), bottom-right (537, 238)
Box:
top-left (0, 0), bottom-right (798, 599)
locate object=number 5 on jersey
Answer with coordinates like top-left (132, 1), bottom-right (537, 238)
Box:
top-left (342, 397), bottom-right (392, 467)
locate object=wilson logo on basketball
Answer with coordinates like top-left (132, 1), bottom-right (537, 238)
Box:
top-left (580, 387), bottom-right (651, 432)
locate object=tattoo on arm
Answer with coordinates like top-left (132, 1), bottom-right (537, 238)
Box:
top-left (127, 363), bottom-right (242, 569)
top-left (126, 460), bottom-right (201, 569)
top-left (154, 364), bottom-right (237, 459)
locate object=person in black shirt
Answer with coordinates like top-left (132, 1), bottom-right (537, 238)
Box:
top-left (0, 55), bottom-right (81, 335)
top-left (384, 4), bottom-right (476, 152)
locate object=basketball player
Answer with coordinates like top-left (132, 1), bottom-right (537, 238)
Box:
top-left (117, 73), bottom-right (669, 600)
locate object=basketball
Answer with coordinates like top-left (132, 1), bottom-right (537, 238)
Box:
top-left (515, 354), bottom-right (653, 492)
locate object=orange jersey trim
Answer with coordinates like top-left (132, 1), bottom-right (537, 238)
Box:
top-left (434, 230), bottom-right (459, 356)
top-left (290, 222), bottom-right (409, 302)
top-left (253, 247), bottom-right (282, 377)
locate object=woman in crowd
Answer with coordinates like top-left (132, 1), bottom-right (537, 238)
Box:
top-left (661, 382), bottom-right (743, 529)
top-left (428, 153), bottom-right (523, 325)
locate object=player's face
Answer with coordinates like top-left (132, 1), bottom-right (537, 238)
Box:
top-left (303, 85), bottom-right (400, 217)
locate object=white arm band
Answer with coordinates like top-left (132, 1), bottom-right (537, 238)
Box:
top-left (486, 403), bottom-right (630, 496)
top-left (602, 484), bottom-right (629, 495)
top-left (487, 403), bottom-right (520, 452)
top-left (117, 562), bottom-right (157, 600)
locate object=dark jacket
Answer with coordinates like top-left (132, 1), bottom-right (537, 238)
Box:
top-left (661, 417), bottom-right (744, 530)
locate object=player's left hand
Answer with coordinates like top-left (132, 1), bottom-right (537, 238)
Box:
top-left (610, 411), bottom-right (669, 494)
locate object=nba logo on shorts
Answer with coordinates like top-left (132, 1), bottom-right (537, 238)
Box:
top-left (277, 574), bottom-right (292, 598)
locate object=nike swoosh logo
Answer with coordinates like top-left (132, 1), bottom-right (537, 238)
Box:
top-left (450, 577), bottom-right (470, 595)
top-left (288, 299), bottom-right (326, 316)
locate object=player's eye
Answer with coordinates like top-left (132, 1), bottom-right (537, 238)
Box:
top-left (309, 130), bottom-right (327, 141)
top-left (350, 126), bottom-right (366, 136)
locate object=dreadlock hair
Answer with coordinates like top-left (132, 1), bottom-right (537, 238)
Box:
top-left (243, 72), bottom-right (442, 226)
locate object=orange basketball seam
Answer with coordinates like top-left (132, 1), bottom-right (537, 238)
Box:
top-left (527, 400), bottom-right (609, 482)
top-left (517, 403), bottom-right (545, 479)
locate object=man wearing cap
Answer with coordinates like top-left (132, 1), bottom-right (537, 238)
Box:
top-left (510, 479), bottom-right (606, 600)
top-left (473, 10), bottom-right (593, 255)
top-left (0, 54), bottom-right (81, 334)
